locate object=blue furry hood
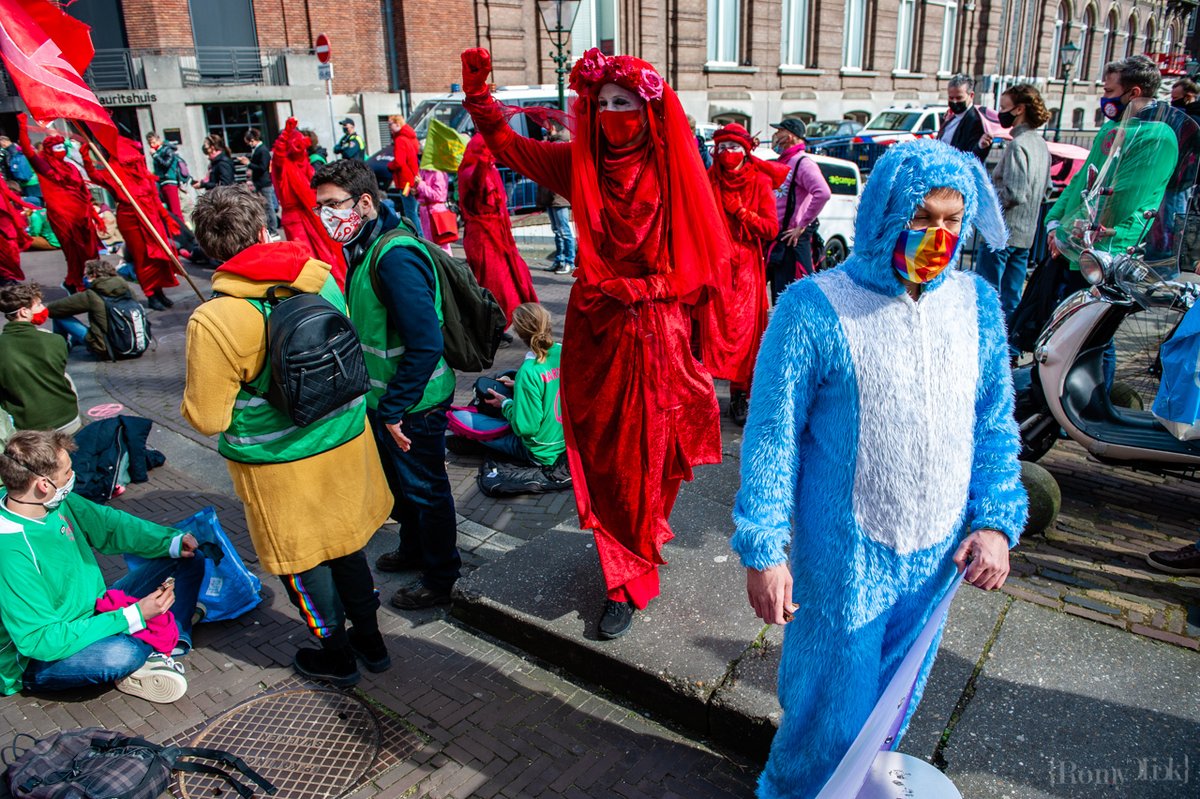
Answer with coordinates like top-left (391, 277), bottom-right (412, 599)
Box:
top-left (842, 139), bottom-right (1008, 296)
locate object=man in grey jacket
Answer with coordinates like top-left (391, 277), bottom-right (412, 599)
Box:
top-left (975, 84), bottom-right (1052, 330)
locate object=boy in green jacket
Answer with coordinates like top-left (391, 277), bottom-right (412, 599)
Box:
top-left (0, 430), bottom-right (205, 703)
top-left (0, 283), bottom-right (80, 433)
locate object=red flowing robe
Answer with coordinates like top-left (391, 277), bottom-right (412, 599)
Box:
top-left (20, 143), bottom-right (99, 289)
top-left (388, 125), bottom-right (420, 195)
top-left (464, 96), bottom-right (723, 608)
top-left (0, 181), bottom-right (32, 283)
top-left (84, 143), bottom-right (179, 296)
top-left (272, 121), bottom-right (347, 289)
top-left (695, 164), bottom-right (779, 390)
top-left (458, 136), bottom-right (538, 325)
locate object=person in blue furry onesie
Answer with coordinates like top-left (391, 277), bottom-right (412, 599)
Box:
top-left (732, 139), bottom-right (1029, 799)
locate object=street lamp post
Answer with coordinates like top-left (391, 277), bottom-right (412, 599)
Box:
top-left (537, 0), bottom-right (582, 113)
top-left (1055, 40), bottom-right (1080, 143)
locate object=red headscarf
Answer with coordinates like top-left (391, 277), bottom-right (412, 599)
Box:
top-left (566, 49), bottom-right (729, 303)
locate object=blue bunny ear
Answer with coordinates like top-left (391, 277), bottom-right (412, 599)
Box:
top-left (964, 153), bottom-right (1009, 251)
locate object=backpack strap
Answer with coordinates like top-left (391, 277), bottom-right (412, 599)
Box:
top-left (780, 154), bottom-right (804, 236)
top-left (171, 760), bottom-right (256, 799)
top-left (239, 285), bottom-right (294, 397)
top-left (170, 745), bottom-right (277, 795)
top-left (0, 732), bottom-right (38, 767)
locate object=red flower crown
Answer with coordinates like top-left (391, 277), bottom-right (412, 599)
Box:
top-left (568, 48), bottom-right (664, 102)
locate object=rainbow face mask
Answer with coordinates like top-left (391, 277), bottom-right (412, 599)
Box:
top-left (892, 226), bottom-right (959, 284)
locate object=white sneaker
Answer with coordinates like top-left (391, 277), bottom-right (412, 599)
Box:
top-left (115, 653), bottom-right (187, 704)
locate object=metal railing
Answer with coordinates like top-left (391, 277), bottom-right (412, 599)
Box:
top-left (180, 47), bottom-right (289, 87)
top-left (83, 49), bottom-right (146, 91)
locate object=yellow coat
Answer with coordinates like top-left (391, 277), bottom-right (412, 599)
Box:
top-left (181, 255), bottom-right (392, 575)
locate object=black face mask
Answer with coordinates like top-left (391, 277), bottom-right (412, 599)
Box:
top-left (1172, 98), bottom-right (1189, 109)
top-left (997, 110), bottom-right (1017, 128)
top-left (948, 100), bottom-right (969, 114)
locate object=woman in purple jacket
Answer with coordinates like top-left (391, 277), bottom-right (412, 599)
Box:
top-left (768, 118), bottom-right (832, 302)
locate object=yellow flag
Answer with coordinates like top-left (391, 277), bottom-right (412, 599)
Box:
top-left (420, 119), bottom-right (468, 172)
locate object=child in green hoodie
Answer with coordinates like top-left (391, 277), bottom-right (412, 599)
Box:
top-left (482, 303), bottom-right (565, 466)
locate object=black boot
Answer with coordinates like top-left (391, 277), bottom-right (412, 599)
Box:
top-left (598, 599), bottom-right (635, 640)
top-left (730, 390), bottom-right (749, 427)
top-left (157, 290), bottom-right (175, 308)
top-left (146, 292), bottom-right (167, 311)
top-left (293, 644), bottom-right (361, 687)
top-left (348, 627), bottom-right (392, 672)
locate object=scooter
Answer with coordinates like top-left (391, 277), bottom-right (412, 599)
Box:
top-left (1013, 100), bottom-right (1200, 478)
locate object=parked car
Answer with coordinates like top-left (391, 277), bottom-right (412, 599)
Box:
top-left (804, 119), bottom-right (864, 147)
top-left (856, 106), bottom-right (945, 143)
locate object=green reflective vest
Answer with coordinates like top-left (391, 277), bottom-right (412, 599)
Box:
top-left (347, 232), bottom-right (455, 415)
top-left (217, 276), bottom-right (366, 464)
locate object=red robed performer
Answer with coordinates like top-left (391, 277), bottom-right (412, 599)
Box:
top-left (457, 133), bottom-right (538, 324)
top-left (1, 0), bottom-right (122, 292)
top-left (461, 47), bottom-right (730, 638)
top-left (695, 123), bottom-right (782, 426)
top-left (271, 118), bottom-right (347, 288)
top-left (80, 137), bottom-right (179, 308)
top-left (388, 119), bottom-right (420, 196)
top-left (0, 179), bottom-right (34, 284)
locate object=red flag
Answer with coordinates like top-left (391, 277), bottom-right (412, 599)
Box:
top-left (0, 0), bottom-right (117, 150)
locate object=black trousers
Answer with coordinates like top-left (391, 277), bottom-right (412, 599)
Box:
top-left (769, 229), bottom-right (814, 305)
top-left (279, 550), bottom-right (380, 650)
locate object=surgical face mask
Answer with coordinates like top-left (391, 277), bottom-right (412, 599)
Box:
top-left (599, 110), bottom-right (646, 148)
top-left (948, 100), bottom-right (969, 114)
top-left (1100, 92), bottom-right (1130, 121)
top-left (893, 226), bottom-right (960, 284)
top-left (319, 204), bottom-right (364, 243)
top-left (43, 472), bottom-right (75, 510)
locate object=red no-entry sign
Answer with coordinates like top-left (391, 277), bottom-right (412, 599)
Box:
top-left (315, 33), bottom-right (332, 64)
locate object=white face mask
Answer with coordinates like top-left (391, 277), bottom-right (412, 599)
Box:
top-left (320, 205), bottom-right (364, 243)
top-left (44, 472), bottom-right (75, 510)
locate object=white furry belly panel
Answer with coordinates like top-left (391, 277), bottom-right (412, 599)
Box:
top-left (815, 270), bottom-right (979, 553)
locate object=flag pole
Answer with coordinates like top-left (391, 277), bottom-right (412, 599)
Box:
top-left (69, 122), bottom-right (205, 302)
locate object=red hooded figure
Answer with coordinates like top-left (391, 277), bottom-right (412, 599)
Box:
top-left (457, 134), bottom-right (538, 324)
top-left (271, 118), bottom-right (347, 288)
top-left (461, 47), bottom-right (730, 634)
top-left (695, 123), bottom-right (781, 423)
top-left (388, 122), bottom-right (420, 195)
top-left (0, 179), bottom-right (33, 283)
top-left (17, 114), bottom-right (100, 291)
top-left (81, 136), bottom-right (179, 304)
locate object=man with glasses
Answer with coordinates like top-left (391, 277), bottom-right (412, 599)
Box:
top-left (311, 159), bottom-right (461, 610)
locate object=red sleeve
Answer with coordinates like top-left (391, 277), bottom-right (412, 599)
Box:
top-left (464, 94), bottom-right (573, 201)
top-left (83, 157), bottom-right (118, 195)
top-left (739, 175), bottom-right (779, 241)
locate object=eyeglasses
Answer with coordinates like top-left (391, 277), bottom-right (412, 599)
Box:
top-left (312, 195), bottom-right (356, 213)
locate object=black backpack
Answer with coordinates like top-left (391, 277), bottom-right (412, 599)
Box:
top-left (246, 285), bottom-right (370, 427)
top-left (102, 292), bottom-right (152, 361)
top-left (368, 227), bottom-right (506, 373)
top-left (3, 729), bottom-right (276, 799)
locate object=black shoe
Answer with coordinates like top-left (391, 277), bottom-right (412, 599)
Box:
top-left (1146, 543), bottom-right (1200, 575)
top-left (147, 293), bottom-right (168, 311)
top-left (598, 599), bottom-right (634, 640)
top-left (154, 290), bottom-right (175, 308)
top-left (390, 584), bottom-right (452, 610)
top-left (730, 390), bottom-right (749, 427)
top-left (375, 548), bottom-right (422, 573)
top-left (546, 261), bottom-right (562, 272)
top-left (347, 627), bottom-right (391, 672)
top-left (293, 645), bottom-right (361, 687)
top-left (499, 332), bottom-right (514, 348)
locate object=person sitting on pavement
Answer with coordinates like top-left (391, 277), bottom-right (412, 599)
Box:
top-left (0, 429), bottom-right (205, 704)
top-left (181, 186), bottom-right (393, 688)
top-left (480, 303), bottom-right (566, 467)
top-left (311, 158), bottom-right (462, 610)
top-left (45, 259), bottom-right (133, 358)
top-left (0, 283), bottom-right (81, 434)
top-left (733, 139), bottom-right (1027, 797)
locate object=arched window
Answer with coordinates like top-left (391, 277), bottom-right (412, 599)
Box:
top-left (1164, 24), bottom-right (1175, 55)
top-left (1079, 6), bottom-right (1096, 80)
top-left (1052, 3), bottom-right (1072, 79)
top-left (1125, 13), bottom-right (1138, 58)
top-left (1072, 108), bottom-right (1085, 128)
top-left (1145, 19), bottom-right (1155, 54)
top-left (1100, 11), bottom-right (1117, 78)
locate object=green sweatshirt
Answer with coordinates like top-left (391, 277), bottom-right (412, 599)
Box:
top-left (0, 492), bottom-right (181, 695)
top-left (0, 322), bottom-right (79, 431)
top-left (500, 343), bottom-right (565, 466)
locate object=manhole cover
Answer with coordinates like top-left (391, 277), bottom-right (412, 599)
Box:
top-left (177, 688), bottom-right (382, 799)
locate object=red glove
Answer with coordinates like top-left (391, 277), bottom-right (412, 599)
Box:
top-left (461, 48), bottom-right (493, 98)
top-left (721, 193), bottom-right (742, 217)
top-left (598, 277), bottom-right (644, 306)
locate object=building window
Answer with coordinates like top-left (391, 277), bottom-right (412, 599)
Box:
top-left (781, 0), bottom-right (811, 67)
top-left (939, 0), bottom-right (959, 74)
top-left (712, 111), bottom-right (751, 127)
top-left (1072, 108), bottom-right (1084, 128)
top-left (1145, 19), bottom-right (1155, 54)
top-left (842, 0), bottom-right (868, 69)
top-left (1079, 6), bottom-right (1095, 81)
top-left (708, 0), bottom-right (741, 65)
top-left (1125, 14), bottom-right (1137, 58)
top-left (1100, 12), bottom-right (1117, 79)
top-left (570, 0), bottom-right (619, 59)
top-left (203, 103), bottom-right (273, 160)
top-left (895, 0), bottom-right (916, 72)
top-left (1051, 3), bottom-right (1071, 79)
top-left (1164, 24), bottom-right (1175, 55)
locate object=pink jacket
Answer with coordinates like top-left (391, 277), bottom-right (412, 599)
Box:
top-left (95, 589), bottom-right (179, 654)
top-left (776, 144), bottom-right (832, 233)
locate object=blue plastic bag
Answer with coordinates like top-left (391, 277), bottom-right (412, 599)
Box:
top-left (126, 506), bottom-right (263, 622)
top-left (1152, 301), bottom-right (1200, 441)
